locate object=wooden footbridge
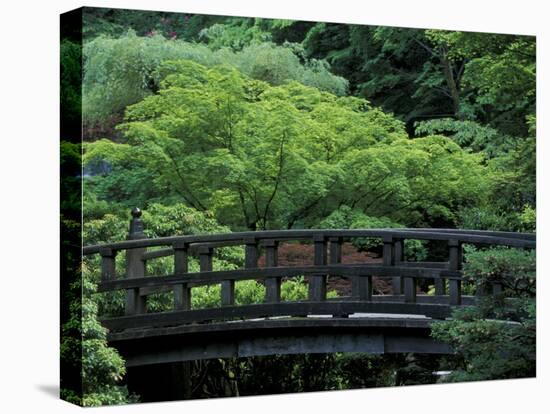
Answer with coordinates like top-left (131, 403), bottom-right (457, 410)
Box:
top-left (83, 209), bottom-right (536, 367)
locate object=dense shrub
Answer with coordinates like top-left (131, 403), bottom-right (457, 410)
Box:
top-left (83, 31), bottom-right (347, 131)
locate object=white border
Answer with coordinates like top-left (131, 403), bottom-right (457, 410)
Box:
top-left (0, 0), bottom-right (547, 412)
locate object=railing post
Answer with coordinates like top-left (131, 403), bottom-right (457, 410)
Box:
top-left (244, 237), bottom-right (258, 269)
top-left (434, 278), bottom-right (446, 296)
top-left (173, 241), bottom-right (191, 311)
top-left (264, 239), bottom-right (280, 303)
top-left (329, 237), bottom-right (342, 264)
top-left (355, 272), bottom-right (372, 301)
top-left (448, 239), bottom-right (462, 305)
top-left (383, 235), bottom-right (402, 295)
top-left (309, 235), bottom-right (327, 301)
top-left (99, 248), bottom-right (117, 281)
top-left (396, 238), bottom-right (416, 303)
top-left (328, 236), bottom-right (349, 296)
top-left (199, 245), bottom-right (213, 271)
top-left (125, 208), bottom-right (147, 315)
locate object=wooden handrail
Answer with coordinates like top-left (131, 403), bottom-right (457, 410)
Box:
top-left (87, 209), bottom-right (536, 327)
top-left (84, 228), bottom-right (536, 255)
top-left (97, 264), bottom-right (462, 293)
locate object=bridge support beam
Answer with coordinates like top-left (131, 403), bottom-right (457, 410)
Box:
top-left (111, 323), bottom-right (453, 368)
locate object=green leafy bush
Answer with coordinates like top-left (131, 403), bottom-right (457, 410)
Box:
top-left (431, 298), bottom-right (535, 382)
top-left (83, 31), bottom-right (347, 130)
top-left (61, 265), bottom-right (137, 406)
top-left (463, 246), bottom-right (536, 297)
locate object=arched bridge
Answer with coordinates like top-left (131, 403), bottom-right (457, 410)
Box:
top-left (83, 209), bottom-right (536, 367)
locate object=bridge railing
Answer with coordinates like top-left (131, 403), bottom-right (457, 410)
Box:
top-left (83, 208), bottom-right (535, 331)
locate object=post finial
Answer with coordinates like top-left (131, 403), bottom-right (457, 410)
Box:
top-left (128, 207), bottom-right (144, 239)
top-left (131, 207), bottom-right (142, 218)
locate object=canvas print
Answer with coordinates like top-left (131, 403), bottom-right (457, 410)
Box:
top-left (60, 6), bottom-right (536, 406)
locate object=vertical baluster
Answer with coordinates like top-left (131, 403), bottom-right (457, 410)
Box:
top-left (244, 237), bottom-right (258, 269)
top-left (395, 238), bottom-right (409, 300)
top-left (199, 246), bottom-right (213, 272)
top-left (329, 237), bottom-right (342, 264)
top-left (100, 248), bottom-right (117, 281)
top-left (309, 235), bottom-right (327, 301)
top-left (264, 239), bottom-right (280, 303)
top-left (125, 208), bottom-right (146, 315)
top-left (355, 273), bottom-right (372, 301)
top-left (448, 239), bottom-right (463, 305)
top-left (403, 277), bottom-right (417, 303)
top-left (383, 235), bottom-right (400, 295)
top-left (434, 279), bottom-right (446, 296)
top-left (328, 236), bottom-right (349, 297)
top-left (395, 238), bottom-right (415, 303)
top-left (173, 241), bottom-right (190, 311)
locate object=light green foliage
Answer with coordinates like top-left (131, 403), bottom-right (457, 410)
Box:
top-left (199, 18), bottom-right (272, 50)
top-left (190, 277), bottom-right (337, 310)
top-left (85, 60), bottom-right (487, 230)
top-left (235, 280), bottom-right (267, 305)
top-left (333, 135), bottom-right (488, 227)
top-left (519, 205), bottom-right (536, 232)
top-left (83, 31), bottom-right (347, 131)
top-left (231, 43), bottom-right (348, 95)
top-left (96, 61), bottom-right (401, 229)
top-left (281, 276), bottom-right (309, 301)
